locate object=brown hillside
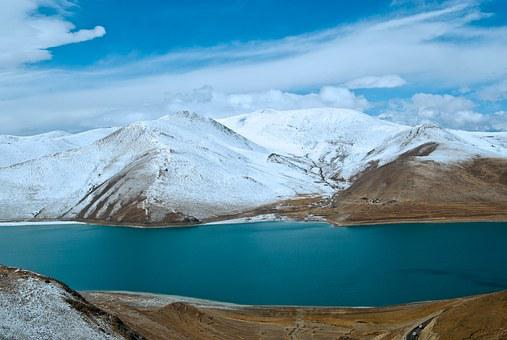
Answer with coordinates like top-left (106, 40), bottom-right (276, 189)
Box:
top-left (328, 152), bottom-right (507, 225)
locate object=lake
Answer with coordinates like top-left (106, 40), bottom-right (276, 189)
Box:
top-left (0, 221), bottom-right (506, 306)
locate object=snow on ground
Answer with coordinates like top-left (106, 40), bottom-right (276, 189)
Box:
top-left (220, 108), bottom-right (408, 188)
top-left (219, 108), bottom-right (405, 156)
top-left (0, 268), bottom-right (125, 339)
top-left (204, 214), bottom-right (292, 225)
top-left (0, 111), bottom-right (324, 222)
top-left (0, 221), bottom-right (85, 226)
top-left (220, 108), bottom-right (507, 188)
top-left (1, 108), bottom-right (507, 223)
top-left (450, 129), bottom-right (507, 158)
top-left (137, 112), bottom-right (326, 219)
top-left (0, 127), bottom-right (118, 168)
top-left (204, 213), bottom-right (327, 225)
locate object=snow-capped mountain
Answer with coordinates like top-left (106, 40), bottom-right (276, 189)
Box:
top-left (1, 108), bottom-right (507, 225)
top-left (220, 108), bottom-right (507, 189)
top-left (0, 127), bottom-right (118, 168)
top-left (0, 111), bottom-right (323, 224)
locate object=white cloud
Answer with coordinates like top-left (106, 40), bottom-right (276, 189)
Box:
top-left (478, 80), bottom-right (507, 102)
top-left (165, 86), bottom-right (368, 116)
top-left (0, 85), bottom-right (368, 135)
top-left (379, 93), bottom-right (504, 130)
top-left (72, 0), bottom-right (506, 92)
top-left (0, 0), bottom-right (105, 69)
top-left (344, 75), bottom-right (406, 89)
top-left (490, 111), bottom-right (507, 130)
top-left (0, 0), bottom-right (507, 134)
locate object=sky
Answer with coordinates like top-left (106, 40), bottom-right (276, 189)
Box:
top-left (1, 0), bottom-right (507, 135)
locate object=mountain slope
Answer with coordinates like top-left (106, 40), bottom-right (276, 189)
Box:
top-left (220, 108), bottom-right (507, 189)
top-left (1, 108), bottom-right (507, 225)
top-left (220, 108), bottom-right (406, 189)
top-left (0, 111), bottom-right (324, 224)
top-left (220, 108), bottom-right (507, 225)
top-left (328, 155), bottom-right (507, 225)
top-left (0, 266), bottom-right (141, 339)
top-left (0, 127), bottom-right (118, 168)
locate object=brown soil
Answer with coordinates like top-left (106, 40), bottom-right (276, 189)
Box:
top-left (84, 290), bottom-right (507, 340)
top-left (326, 157), bottom-right (507, 226)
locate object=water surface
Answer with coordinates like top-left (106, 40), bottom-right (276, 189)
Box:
top-left (0, 221), bottom-right (506, 306)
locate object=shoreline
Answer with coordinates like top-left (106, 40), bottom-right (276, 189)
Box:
top-left (0, 220), bottom-right (86, 227)
top-left (83, 288), bottom-right (507, 339)
top-left (0, 214), bottom-right (506, 228)
top-left (81, 289), bottom-right (501, 310)
top-left (330, 214), bottom-right (507, 228)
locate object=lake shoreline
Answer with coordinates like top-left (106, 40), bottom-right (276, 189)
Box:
top-left (81, 288), bottom-right (504, 310)
top-left (2, 220), bottom-right (506, 307)
top-left (83, 289), bottom-right (507, 339)
top-left (3, 265), bottom-right (506, 339)
top-left (1, 214), bottom-right (507, 228)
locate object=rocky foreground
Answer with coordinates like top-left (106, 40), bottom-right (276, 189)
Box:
top-left (1, 266), bottom-right (506, 339)
top-left (0, 266), bottom-right (141, 339)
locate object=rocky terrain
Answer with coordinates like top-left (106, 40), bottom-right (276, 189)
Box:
top-left (1, 108), bottom-right (507, 226)
top-left (0, 266), bottom-right (142, 340)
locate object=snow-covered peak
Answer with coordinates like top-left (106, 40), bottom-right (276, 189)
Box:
top-left (364, 122), bottom-right (507, 165)
top-left (0, 111), bottom-right (324, 223)
top-left (395, 123), bottom-right (463, 147)
top-left (220, 108), bottom-right (408, 187)
top-left (1, 107), bottom-right (507, 224)
top-left (220, 107), bottom-right (507, 187)
top-left (0, 127), bottom-right (118, 168)
top-left (364, 123), bottom-right (461, 161)
top-left (153, 111), bottom-right (264, 152)
top-left (219, 107), bottom-right (405, 155)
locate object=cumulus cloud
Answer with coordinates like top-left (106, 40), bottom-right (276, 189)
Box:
top-left (165, 86), bottom-right (369, 116)
top-left (0, 0), bottom-right (105, 69)
top-left (344, 75), bottom-right (406, 89)
top-left (379, 93), bottom-right (506, 130)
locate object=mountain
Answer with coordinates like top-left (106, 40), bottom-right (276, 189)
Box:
top-left (221, 108), bottom-right (507, 224)
top-left (220, 108), bottom-right (507, 185)
top-left (220, 108), bottom-right (405, 189)
top-left (1, 108), bottom-right (507, 225)
top-left (0, 111), bottom-right (322, 225)
top-left (0, 266), bottom-right (141, 339)
top-left (0, 127), bottom-right (117, 168)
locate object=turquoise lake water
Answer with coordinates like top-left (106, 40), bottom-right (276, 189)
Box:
top-left (0, 221), bottom-right (506, 306)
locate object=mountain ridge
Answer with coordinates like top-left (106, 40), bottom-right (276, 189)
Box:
top-left (1, 108), bottom-right (507, 226)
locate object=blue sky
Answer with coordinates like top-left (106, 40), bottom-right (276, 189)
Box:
top-left (42, 0), bottom-right (396, 67)
top-left (1, 0), bottom-right (507, 134)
